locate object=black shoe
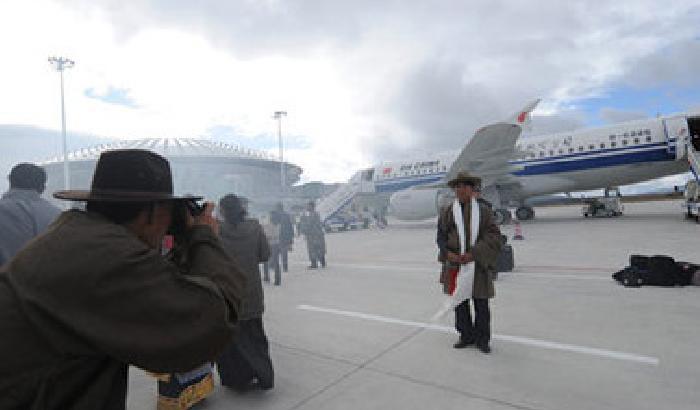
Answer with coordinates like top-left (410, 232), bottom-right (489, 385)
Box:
top-left (308, 265), bottom-right (318, 269)
top-left (477, 343), bottom-right (491, 354)
top-left (453, 339), bottom-right (475, 349)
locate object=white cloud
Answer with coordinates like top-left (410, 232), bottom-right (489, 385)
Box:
top-left (1, 0), bottom-right (699, 184)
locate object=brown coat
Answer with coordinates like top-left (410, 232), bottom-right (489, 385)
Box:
top-left (437, 201), bottom-right (502, 299)
top-left (0, 210), bottom-right (245, 409)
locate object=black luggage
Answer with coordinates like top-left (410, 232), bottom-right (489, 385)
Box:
top-left (496, 244), bottom-right (514, 273)
top-left (645, 255), bottom-right (679, 286)
top-left (630, 254), bottom-right (650, 271)
top-left (676, 262), bottom-right (698, 286)
top-left (613, 267), bottom-right (644, 287)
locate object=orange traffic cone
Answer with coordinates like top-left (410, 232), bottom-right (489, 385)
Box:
top-left (513, 221), bottom-right (524, 240)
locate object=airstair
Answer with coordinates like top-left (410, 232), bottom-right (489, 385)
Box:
top-left (687, 138), bottom-right (700, 182)
top-left (317, 168), bottom-right (376, 224)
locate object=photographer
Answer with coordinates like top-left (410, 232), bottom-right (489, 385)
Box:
top-left (0, 150), bottom-right (245, 409)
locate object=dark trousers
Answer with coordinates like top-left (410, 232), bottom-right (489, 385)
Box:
top-left (263, 245), bottom-right (281, 285)
top-left (455, 298), bottom-right (490, 346)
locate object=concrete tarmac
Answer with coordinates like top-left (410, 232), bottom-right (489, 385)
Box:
top-left (127, 200), bottom-right (700, 410)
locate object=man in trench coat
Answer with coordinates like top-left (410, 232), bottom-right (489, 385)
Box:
top-left (437, 171), bottom-right (502, 353)
top-left (299, 201), bottom-right (326, 269)
top-left (0, 150), bottom-right (245, 409)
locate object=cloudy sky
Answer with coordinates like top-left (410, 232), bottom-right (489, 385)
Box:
top-left (1, 0), bottom-right (699, 190)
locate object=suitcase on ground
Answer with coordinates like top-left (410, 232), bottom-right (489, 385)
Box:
top-left (496, 244), bottom-right (514, 273)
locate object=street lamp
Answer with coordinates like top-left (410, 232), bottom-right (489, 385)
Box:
top-left (48, 56), bottom-right (75, 190)
top-left (273, 111), bottom-right (287, 195)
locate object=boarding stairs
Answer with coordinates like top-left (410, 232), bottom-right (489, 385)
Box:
top-left (317, 182), bottom-right (362, 224)
top-left (687, 140), bottom-right (700, 182)
top-left (317, 169), bottom-right (376, 224)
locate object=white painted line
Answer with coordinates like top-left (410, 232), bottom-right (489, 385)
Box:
top-left (297, 304), bottom-right (659, 366)
top-left (292, 261), bottom-right (612, 280)
top-left (500, 272), bottom-right (610, 281)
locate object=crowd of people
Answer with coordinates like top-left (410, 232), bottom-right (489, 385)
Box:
top-left (0, 151), bottom-right (500, 409)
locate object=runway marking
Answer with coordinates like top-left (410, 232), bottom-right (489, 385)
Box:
top-left (500, 272), bottom-right (610, 281)
top-left (297, 304), bottom-right (659, 366)
top-left (293, 261), bottom-right (611, 280)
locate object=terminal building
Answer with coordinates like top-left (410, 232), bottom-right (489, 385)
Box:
top-left (41, 138), bottom-right (303, 214)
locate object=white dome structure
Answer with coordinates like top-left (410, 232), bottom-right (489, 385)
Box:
top-left (41, 138), bottom-right (303, 211)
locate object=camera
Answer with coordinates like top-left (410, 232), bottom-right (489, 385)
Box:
top-left (168, 198), bottom-right (205, 237)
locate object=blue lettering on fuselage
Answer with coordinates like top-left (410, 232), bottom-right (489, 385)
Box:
top-left (374, 142), bottom-right (675, 193)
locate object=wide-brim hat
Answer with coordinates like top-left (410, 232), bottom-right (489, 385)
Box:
top-left (447, 171), bottom-right (482, 188)
top-left (53, 149), bottom-right (202, 202)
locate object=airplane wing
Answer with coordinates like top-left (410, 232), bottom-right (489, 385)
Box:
top-left (446, 122), bottom-right (522, 185)
top-left (446, 99), bottom-right (540, 186)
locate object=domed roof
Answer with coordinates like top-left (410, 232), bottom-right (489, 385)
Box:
top-left (43, 138), bottom-right (279, 163)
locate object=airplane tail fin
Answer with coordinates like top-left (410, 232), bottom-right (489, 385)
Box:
top-left (507, 99), bottom-right (540, 131)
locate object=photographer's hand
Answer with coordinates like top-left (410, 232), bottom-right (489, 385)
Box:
top-left (191, 202), bottom-right (219, 235)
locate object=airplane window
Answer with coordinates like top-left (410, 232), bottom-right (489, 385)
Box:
top-left (589, 144), bottom-right (595, 150)
top-left (634, 138), bottom-right (640, 144)
top-left (622, 140), bottom-right (628, 146)
top-left (611, 141), bottom-right (617, 147)
top-left (646, 136), bottom-right (652, 142)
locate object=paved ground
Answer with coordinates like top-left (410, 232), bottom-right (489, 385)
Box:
top-left (127, 200), bottom-right (700, 410)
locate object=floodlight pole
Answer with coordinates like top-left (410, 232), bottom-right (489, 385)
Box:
top-left (273, 111), bottom-right (287, 196)
top-left (48, 56), bottom-right (75, 190)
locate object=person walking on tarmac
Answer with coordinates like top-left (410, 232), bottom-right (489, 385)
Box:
top-left (261, 213), bottom-right (281, 285)
top-left (0, 150), bottom-right (245, 409)
top-left (273, 203), bottom-right (295, 273)
top-left (300, 201), bottom-right (326, 269)
top-left (437, 171), bottom-right (501, 353)
top-left (216, 194), bottom-right (274, 391)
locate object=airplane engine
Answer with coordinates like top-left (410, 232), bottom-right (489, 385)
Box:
top-left (389, 188), bottom-right (454, 220)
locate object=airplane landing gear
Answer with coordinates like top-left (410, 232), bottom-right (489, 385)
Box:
top-left (493, 208), bottom-right (512, 225)
top-left (515, 206), bottom-right (535, 221)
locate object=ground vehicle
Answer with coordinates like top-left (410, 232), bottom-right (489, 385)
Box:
top-left (582, 197), bottom-right (623, 218)
top-left (324, 216), bottom-right (347, 232)
top-left (683, 180), bottom-right (699, 222)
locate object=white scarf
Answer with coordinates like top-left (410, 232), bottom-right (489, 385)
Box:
top-left (432, 197), bottom-right (480, 320)
top-left (451, 197), bottom-right (480, 305)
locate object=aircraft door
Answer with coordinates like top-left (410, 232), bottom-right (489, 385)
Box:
top-left (663, 116), bottom-right (690, 160)
top-left (360, 168), bottom-right (376, 193)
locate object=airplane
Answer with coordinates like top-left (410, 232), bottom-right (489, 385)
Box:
top-left (317, 100), bottom-right (700, 225)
